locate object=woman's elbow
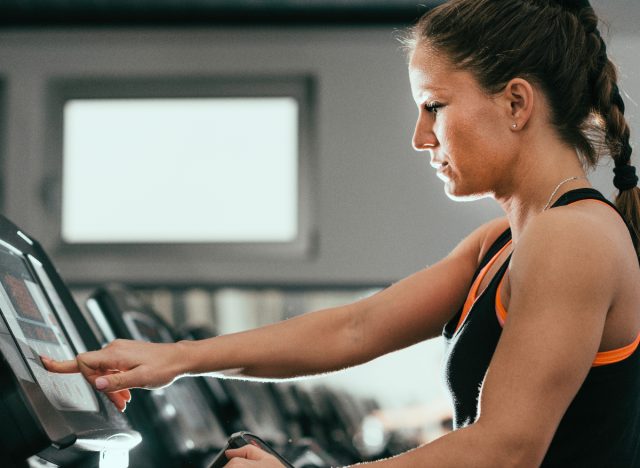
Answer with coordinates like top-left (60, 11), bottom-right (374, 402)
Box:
top-left (496, 433), bottom-right (549, 467)
top-left (474, 420), bottom-right (549, 468)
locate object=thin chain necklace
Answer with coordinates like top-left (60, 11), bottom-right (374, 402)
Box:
top-left (542, 176), bottom-right (587, 211)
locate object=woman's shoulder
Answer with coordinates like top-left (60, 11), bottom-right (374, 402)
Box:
top-left (532, 199), bottom-right (633, 256)
top-left (516, 201), bottom-right (636, 279)
top-left (476, 216), bottom-right (510, 264)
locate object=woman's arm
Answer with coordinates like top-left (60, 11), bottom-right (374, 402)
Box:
top-left (44, 218), bottom-right (504, 395)
top-left (182, 218), bottom-right (499, 380)
top-left (347, 209), bottom-right (617, 467)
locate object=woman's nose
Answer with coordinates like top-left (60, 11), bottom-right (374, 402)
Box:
top-left (412, 116), bottom-right (438, 151)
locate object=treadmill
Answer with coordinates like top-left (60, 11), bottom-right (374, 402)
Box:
top-left (85, 285), bottom-right (229, 468)
top-left (0, 215), bottom-right (141, 467)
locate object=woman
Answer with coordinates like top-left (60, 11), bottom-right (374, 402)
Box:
top-left (44, 0), bottom-right (640, 465)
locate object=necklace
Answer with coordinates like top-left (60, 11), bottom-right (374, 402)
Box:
top-left (542, 176), bottom-right (587, 211)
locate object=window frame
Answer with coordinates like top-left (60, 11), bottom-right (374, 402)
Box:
top-left (44, 75), bottom-right (316, 264)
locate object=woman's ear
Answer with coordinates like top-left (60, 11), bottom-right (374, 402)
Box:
top-left (504, 78), bottom-right (535, 130)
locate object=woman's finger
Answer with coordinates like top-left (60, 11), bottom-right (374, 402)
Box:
top-left (43, 340), bottom-right (176, 392)
top-left (42, 355), bottom-right (133, 410)
top-left (226, 445), bottom-right (267, 461)
top-left (120, 389), bottom-right (132, 402)
top-left (225, 445), bottom-right (285, 466)
top-left (40, 356), bottom-right (80, 374)
top-left (106, 391), bottom-right (128, 412)
top-left (91, 366), bottom-right (148, 392)
top-left (105, 372), bottom-right (133, 402)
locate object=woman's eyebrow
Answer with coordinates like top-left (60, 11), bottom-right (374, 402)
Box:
top-left (423, 84), bottom-right (446, 91)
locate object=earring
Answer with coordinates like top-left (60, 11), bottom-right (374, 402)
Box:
top-left (511, 123), bottom-right (518, 129)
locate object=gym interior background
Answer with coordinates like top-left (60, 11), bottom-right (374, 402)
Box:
top-left (0, 0), bottom-right (638, 446)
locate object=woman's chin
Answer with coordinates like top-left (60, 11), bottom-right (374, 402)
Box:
top-left (443, 183), bottom-right (487, 202)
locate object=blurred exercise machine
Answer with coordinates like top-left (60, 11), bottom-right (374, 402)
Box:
top-left (89, 285), bottom-right (418, 467)
top-left (84, 286), bottom-right (229, 468)
top-left (88, 285), bottom-right (339, 467)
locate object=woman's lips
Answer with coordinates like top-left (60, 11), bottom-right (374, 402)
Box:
top-left (435, 162), bottom-right (450, 179)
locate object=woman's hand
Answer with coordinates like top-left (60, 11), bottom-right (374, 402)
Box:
top-left (224, 445), bottom-right (287, 467)
top-left (40, 338), bottom-right (187, 411)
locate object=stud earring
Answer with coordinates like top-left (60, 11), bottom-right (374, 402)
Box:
top-left (511, 123), bottom-right (518, 129)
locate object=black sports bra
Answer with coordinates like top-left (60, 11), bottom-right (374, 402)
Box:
top-left (441, 188), bottom-right (640, 466)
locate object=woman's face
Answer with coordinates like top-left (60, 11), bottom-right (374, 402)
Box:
top-left (409, 44), bottom-right (515, 201)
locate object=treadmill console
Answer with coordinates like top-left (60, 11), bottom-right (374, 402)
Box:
top-left (0, 216), bottom-right (141, 467)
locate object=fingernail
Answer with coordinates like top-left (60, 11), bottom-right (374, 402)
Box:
top-left (95, 377), bottom-right (108, 390)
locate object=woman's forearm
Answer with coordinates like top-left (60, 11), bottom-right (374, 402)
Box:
top-left (349, 421), bottom-right (541, 468)
top-left (178, 303), bottom-right (373, 380)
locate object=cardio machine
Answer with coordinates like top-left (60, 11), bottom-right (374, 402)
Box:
top-left (0, 215), bottom-right (141, 468)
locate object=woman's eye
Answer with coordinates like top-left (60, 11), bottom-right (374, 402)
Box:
top-left (425, 102), bottom-right (443, 114)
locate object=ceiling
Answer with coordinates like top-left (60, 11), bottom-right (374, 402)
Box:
top-left (0, 0), bottom-right (445, 27)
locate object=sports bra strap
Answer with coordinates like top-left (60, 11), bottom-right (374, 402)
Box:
top-left (551, 188), bottom-right (638, 249)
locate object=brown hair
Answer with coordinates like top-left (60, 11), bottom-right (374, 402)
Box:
top-left (405, 0), bottom-right (640, 256)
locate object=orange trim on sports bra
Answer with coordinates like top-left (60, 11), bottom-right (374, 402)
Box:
top-left (593, 334), bottom-right (640, 367)
top-left (495, 263), bottom-right (640, 368)
top-left (496, 278), bottom-right (508, 327)
top-left (454, 239), bottom-right (513, 333)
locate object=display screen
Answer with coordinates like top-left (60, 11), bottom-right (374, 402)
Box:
top-left (0, 243), bottom-right (98, 412)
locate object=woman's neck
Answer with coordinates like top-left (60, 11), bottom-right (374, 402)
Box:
top-left (495, 141), bottom-right (591, 244)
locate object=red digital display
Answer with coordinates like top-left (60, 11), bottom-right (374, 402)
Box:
top-left (21, 320), bottom-right (58, 344)
top-left (3, 274), bottom-right (45, 323)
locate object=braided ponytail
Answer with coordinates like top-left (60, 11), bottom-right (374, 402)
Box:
top-left (580, 5), bottom-right (640, 254)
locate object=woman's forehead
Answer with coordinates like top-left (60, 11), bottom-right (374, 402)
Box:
top-left (409, 45), bottom-right (480, 96)
top-left (409, 45), bottom-right (450, 73)
top-left (409, 46), bottom-right (470, 94)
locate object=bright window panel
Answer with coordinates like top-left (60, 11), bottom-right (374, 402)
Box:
top-left (62, 97), bottom-right (298, 243)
